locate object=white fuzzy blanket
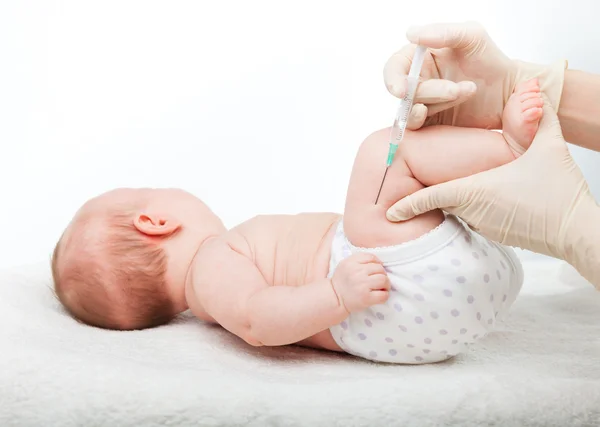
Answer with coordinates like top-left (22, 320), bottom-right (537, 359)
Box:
top-left (1, 260), bottom-right (599, 427)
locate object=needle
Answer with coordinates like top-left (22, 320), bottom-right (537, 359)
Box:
top-left (374, 45), bottom-right (427, 205)
top-left (374, 167), bottom-right (388, 204)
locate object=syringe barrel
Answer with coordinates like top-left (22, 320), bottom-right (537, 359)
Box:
top-left (408, 45), bottom-right (426, 79)
top-left (393, 76), bottom-right (418, 127)
top-left (389, 115), bottom-right (407, 144)
top-left (386, 45), bottom-right (427, 163)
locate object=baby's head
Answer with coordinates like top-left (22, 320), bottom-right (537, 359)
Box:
top-left (52, 188), bottom-right (225, 330)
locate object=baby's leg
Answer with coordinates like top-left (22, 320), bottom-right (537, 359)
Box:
top-left (343, 126), bottom-right (513, 248)
top-left (344, 81), bottom-right (543, 248)
top-left (502, 79), bottom-right (544, 156)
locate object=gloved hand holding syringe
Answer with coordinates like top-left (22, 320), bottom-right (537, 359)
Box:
top-left (375, 45), bottom-right (427, 204)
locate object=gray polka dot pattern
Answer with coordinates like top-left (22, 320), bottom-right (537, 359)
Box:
top-left (327, 216), bottom-right (523, 364)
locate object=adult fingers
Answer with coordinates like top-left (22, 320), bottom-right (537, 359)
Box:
top-left (406, 21), bottom-right (487, 50)
top-left (386, 179), bottom-right (467, 222)
top-left (423, 81), bottom-right (477, 117)
top-left (406, 103), bottom-right (428, 130)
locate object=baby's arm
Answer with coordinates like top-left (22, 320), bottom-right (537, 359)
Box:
top-left (344, 125), bottom-right (515, 249)
top-left (189, 236), bottom-right (348, 347)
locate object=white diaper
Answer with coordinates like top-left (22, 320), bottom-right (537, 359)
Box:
top-left (328, 214), bottom-right (524, 364)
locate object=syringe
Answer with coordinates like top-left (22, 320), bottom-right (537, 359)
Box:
top-left (374, 45), bottom-right (427, 205)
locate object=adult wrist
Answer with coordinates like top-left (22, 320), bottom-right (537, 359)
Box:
top-left (562, 199), bottom-right (600, 290)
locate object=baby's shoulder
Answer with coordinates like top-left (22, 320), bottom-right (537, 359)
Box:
top-left (192, 229), bottom-right (252, 267)
top-left (194, 212), bottom-right (341, 271)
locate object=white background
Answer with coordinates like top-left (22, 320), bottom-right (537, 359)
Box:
top-left (1, 0), bottom-right (599, 270)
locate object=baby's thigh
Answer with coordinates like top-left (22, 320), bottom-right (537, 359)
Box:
top-left (343, 128), bottom-right (444, 249)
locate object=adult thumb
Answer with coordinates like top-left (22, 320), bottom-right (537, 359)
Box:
top-left (535, 97), bottom-right (564, 142)
top-left (386, 180), bottom-right (463, 221)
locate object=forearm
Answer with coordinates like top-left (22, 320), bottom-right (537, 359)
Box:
top-left (558, 70), bottom-right (600, 151)
top-left (564, 201), bottom-right (600, 290)
top-left (401, 126), bottom-right (514, 187)
top-left (247, 279), bottom-right (348, 346)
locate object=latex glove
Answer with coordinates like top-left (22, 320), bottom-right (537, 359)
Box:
top-left (384, 21), bottom-right (567, 130)
top-left (386, 99), bottom-right (600, 289)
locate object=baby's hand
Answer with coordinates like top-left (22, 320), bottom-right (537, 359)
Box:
top-left (331, 253), bottom-right (390, 313)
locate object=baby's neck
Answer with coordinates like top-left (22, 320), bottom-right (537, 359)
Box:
top-left (181, 233), bottom-right (223, 322)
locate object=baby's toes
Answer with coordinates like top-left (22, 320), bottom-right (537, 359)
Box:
top-left (523, 107), bottom-right (543, 122)
top-left (521, 96), bottom-right (544, 114)
top-left (519, 90), bottom-right (542, 103)
top-left (524, 78), bottom-right (540, 92)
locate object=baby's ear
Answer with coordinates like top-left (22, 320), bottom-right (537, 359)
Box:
top-left (133, 213), bottom-right (180, 236)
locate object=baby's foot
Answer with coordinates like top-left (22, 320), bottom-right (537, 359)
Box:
top-left (502, 79), bottom-right (544, 157)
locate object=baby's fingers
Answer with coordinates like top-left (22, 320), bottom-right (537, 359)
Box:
top-left (351, 252), bottom-right (383, 265)
top-left (369, 273), bottom-right (390, 290)
top-left (365, 262), bottom-right (386, 276)
top-left (368, 290), bottom-right (390, 305)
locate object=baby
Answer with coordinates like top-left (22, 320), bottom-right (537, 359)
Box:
top-left (52, 79), bottom-right (543, 364)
